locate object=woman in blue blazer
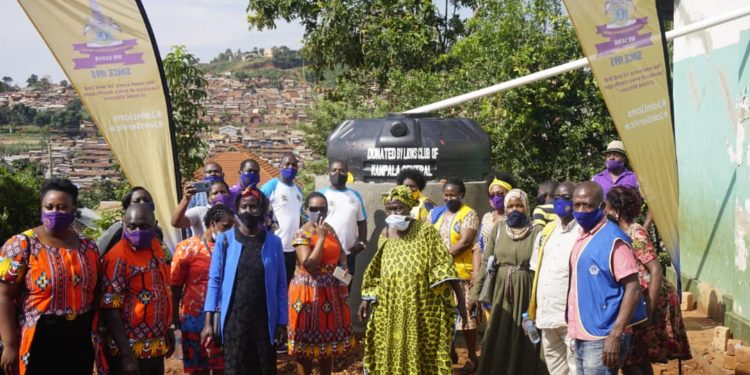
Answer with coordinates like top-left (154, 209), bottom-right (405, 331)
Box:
top-left (202, 186), bottom-right (288, 375)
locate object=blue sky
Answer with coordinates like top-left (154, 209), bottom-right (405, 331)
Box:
top-left (0, 0), bottom-right (305, 83)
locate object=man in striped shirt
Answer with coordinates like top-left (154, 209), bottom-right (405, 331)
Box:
top-left (533, 180), bottom-right (559, 227)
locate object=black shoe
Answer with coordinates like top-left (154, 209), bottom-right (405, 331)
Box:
top-left (276, 340), bottom-right (288, 354)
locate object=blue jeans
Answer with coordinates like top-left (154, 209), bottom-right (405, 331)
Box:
top-left (573, 334), bottom-right (632, 375)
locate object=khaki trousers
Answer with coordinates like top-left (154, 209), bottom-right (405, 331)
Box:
top-left (541, 326), bottom-right (576, 375)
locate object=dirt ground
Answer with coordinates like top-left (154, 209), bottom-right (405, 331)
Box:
top-left (165, 309), bottom-right (721, 374)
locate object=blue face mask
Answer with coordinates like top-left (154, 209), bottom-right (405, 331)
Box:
top-left (280, 167), bottom-right (297, 181)
top-left (240, 171), bottom-right (260, 188)
top-left (553, 198), bottom-right (573, 218)
top-left (506, 210), bottom-right (529, 228)
top-left (573, 208), bottom-right (604, 232)
top-left (204, 175), bottom-right (223, 184)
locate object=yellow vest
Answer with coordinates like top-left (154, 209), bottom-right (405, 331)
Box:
top-left (434, 205), bottom-right (475, 279)
top-left (411, 195), bottom-right (436, 221)
top-left (528, 220), bottom-right (558, 321)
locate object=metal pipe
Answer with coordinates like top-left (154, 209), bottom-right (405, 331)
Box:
top-left (405, 5), bottom-right (750, 114)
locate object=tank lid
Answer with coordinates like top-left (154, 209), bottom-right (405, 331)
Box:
top-left (385, 112), bottom-right (435, 119)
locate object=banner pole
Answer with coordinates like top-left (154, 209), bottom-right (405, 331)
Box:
top-left (405, 5), bottom-right (750, 114)
top-left (133, 0), bottom-right (182, 203)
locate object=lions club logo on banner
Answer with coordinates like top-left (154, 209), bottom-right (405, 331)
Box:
top-left (595, 0), bottom-right (653, 56)
top-left (72, 0), bottom-right (143, 69)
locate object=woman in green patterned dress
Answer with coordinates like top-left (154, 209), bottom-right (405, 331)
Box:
top-left (470, 188), bottom-right (548, 375)
top-left (359, 186), bottom-right (468, 375)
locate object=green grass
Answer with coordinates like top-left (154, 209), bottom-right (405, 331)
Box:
top-left (199, 58), bottom-right (306, 83)
top-left (0, 125), bottom-right (42, 134)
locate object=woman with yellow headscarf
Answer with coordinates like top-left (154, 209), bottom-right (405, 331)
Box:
top-left (473, 172), bottom-right (516, 278)
top-left (396, 168), bottom-right (436, 221)
top-left (360, 186), bottom-right (467, 375)
top-left (470, 188), bottom-right (548, 375)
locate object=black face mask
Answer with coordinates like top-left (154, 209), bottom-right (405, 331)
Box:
top-left (446, 199), bottom-right (462, 212)
top-left (330, 172), bottom-right (347, 187)
top-left (239, 212), bottom-right (262, 228)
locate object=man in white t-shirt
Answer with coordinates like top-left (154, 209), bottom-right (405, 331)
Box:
top-left (260, 153), bottom-right (303, 284)
top-left (320, 160), bottom-right (367, 276)
top-left (171, 180), bottom-right (232, 237)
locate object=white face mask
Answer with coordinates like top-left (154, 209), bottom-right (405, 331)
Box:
top-left (385, 214), bottom-right (411, 231)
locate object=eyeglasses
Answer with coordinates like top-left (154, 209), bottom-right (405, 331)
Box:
top-left (308, 206), bottom-right (327, 213)
top-left (488, 192), bottom-right (505, 198)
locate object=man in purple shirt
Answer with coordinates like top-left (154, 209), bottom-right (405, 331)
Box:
top-left (591, 140), bottom-right (651, 228)
top-left (229, 159), bottom-right (261, 205)
top-left (591, 140), bottom-right (639, 196)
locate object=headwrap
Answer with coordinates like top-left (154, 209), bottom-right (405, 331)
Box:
top-left (503, 188), bottom-right (532, 240)
top-left (489, 178), bottom-right (513, 193)
top-left (503, 188), bottom-right (529, 211)
top-left (239, 186), bottom-right (269, 215)
top-left (241, 186), bottom-right (262, 201)
top-left (382, 185), bottom-right (418, 208)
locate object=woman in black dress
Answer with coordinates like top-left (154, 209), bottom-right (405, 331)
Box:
top-left (202, 186), bottom-right (288, 375)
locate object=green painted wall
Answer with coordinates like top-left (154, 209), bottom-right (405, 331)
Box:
top-left (674, 27), bottom-right (750, 328)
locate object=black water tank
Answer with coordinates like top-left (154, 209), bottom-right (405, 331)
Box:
top-left (327, 113), bottom-right (491, 182)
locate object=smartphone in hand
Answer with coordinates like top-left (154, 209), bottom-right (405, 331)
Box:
top-left (193, 181), bottom-right (211, 193)
top-left (333, 266), bottom-right (352, 285)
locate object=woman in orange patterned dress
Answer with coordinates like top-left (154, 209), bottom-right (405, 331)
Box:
top-left (288, 192), bottom-right (354, 375)
top-left (171, 204), bottom-right (234, 374)
top-left (0, 178), bottom-right (100, 375)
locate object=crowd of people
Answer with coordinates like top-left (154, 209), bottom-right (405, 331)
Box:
top-left (0, 140), bottom-right (693, 375)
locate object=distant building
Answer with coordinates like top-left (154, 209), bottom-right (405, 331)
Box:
top-left (218, 125), bottom-right (241, 137)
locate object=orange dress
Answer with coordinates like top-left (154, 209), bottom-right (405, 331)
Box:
top-left (0, 230), bottom-right (100, 375)
top-left (288, 228), bottom-right (354, 359)
top-left (100, 238), bottom-right (172, 359)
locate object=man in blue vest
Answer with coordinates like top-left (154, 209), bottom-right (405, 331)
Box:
top-left (567, 181), bottom-right (646, 374)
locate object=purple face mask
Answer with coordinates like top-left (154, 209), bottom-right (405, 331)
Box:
top-left (211, 193), bottom-right (232, 207)
top-left (41, 211), bottom-right (75, 232)
top-left (123, 229), bottom-right (154, 249)
top-left (490, 195), bottom-right (505, 211)
top-left (606, 159), bottom-right (625, 172)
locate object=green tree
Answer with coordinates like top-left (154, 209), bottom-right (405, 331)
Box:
top-left (385, 0), bottom-right (615, 189)
top-left (246, 0), bottom-right (475, 84)
top-left (81, 209), bottom-right (122, 241)
top-left (48, 100), bottom-right (83, 130)
top-left (0, 164), bottom-right (44, 243)
top-left (33, 110), bottom-right (52, 126)
top-left (26, 74), bottom-right (38, 88)
top-left (79, 179), bottom-right (119, 208)
top-left (294, 0), bottom-right (615, 193)
top-left (10, 104), bottom-right (36, 125)
top-left (0, 76), bottom-right (10, 92)
top-left (60, 80), bottom-right (69, 87)
top-left (163, 45), bottom-right (210, 181)
top-left (271, 46), bottom-right (303, 69)
top-left (35, 77), bottom-right (51, 91)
